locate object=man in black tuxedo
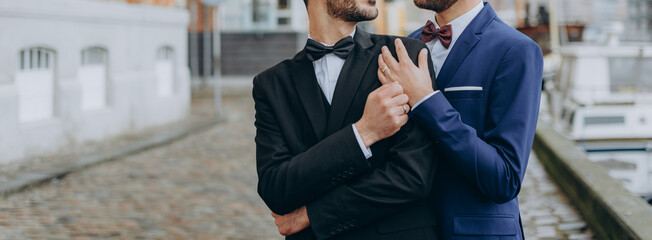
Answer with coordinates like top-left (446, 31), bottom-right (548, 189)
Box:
top-left (254, 0), bottom-right (439, 239)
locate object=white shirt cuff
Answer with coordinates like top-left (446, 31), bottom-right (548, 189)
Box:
top-left (352, 124), bottom-right (373, 159)
top-left (411, 90), bottom-right (440, 110)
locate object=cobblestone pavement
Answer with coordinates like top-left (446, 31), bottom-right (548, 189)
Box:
top-left (0, 94), bottom-right (280, 240)
top-left (520, 154), bottom-right (597, 240)
top-left (0, 90), bottom-right (595, 240)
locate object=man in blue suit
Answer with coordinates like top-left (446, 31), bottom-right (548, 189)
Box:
top-left (377, 0), bottom-right (543, 239)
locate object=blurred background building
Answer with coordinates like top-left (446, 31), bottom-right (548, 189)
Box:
top-left (0, 0), bottom-right (190, 162)
top-left (216, 0), bottom-right (307, 76)
top-left (208, 0), bottom-right (652, 76)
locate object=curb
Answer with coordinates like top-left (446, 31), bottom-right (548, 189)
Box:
top-left (0, 118), bottom-right (222, 198)
top-left (533, 122), bottom-right (652, 240)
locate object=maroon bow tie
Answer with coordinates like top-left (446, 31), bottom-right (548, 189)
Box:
top-left (421, 20), bottom-right (453, 49)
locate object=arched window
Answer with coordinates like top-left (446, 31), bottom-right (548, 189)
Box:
top-left (79, 47), bottom-right (109, 111)
top-left (156, 46), bottom-right (175, 97)
top-left (16, 47), bottom-right (56, 122)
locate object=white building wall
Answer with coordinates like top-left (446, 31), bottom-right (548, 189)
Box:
top-left (220, 0), bottom-right (307, 32)
top-left (0, 0), bottom-right (191, 163)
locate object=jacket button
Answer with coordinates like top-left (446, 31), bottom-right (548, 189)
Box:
top-left (337, 225), bottom-right (344, 231)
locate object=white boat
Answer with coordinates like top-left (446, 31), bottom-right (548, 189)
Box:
top-left (541, 28), bottom-right (652, 197)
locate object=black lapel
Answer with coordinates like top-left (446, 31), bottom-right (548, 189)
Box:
top-left (436, 2), bottom-right (495, 88)
top-left (290, 50), bottom-right (328, 140)
top-left (326, 27), bottom-right (375, 135)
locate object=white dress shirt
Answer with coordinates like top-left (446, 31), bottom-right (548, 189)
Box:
top-left (308, 28), bottom-right (373, 159)
top-left (412, 1), bottom-right (484, 110)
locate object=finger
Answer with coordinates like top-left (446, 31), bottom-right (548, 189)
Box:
top-left (375, 82), bottom-right (402, 99)
top-left (390, 94), bottom-right (409, 106)
top-left (418, 48), bottom-right (429, 72)
top-left (378, 56), bottom-right (394, 79)
top-left (379, 58), bottom-right (400, 83)
top-left (378, 67), bottom-right (390, 85)
top-left (394, 104), bottom-right (410, 116)
top-left (382, 83), bottom-right (404, 98)
top-left (403, 104), bottom-right (411, 114)
top-left (379, 56), bottom-right (400, 83)
top-left (394, 38), bottom-right (411, 65)
top-left (381, 46), bottom-right (399, 70)
top-left (389, 105), bottom-right (404, 117)
top-left (378, 55), bottom-right (391, 85)
top-left (398, 115), bottom-right (409, 126)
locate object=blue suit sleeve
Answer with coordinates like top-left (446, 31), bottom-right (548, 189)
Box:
top-left (410, 40), bottom-right (543, 203)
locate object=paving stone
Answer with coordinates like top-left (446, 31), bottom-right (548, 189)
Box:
top-left (558, 222), bottom-right (587, 231)
top-left (568, 233), bottom-right (593, 240)
top-left (535, 215), bottom-right (560, 226)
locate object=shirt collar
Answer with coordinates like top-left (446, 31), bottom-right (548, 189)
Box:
top-left (433, 1), bottom-right (484, 42)
top-left (308, 28), bottom-right (357, 47)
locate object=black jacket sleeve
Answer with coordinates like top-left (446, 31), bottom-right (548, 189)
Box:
top-left (254, 77), bottom-right (372, 215)
top-left (305, 119), bottom-right (436, 239)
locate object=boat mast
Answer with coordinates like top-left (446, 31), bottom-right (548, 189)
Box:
top-left (549, 0), bottom-right (560, 52)
top-left (515, 0), bottom-right (525, 27)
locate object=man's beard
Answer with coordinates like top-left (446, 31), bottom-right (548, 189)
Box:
top-left (327, 0), bottom-right (378, 22)
top-left (414, 0), bottom-right (458, 13)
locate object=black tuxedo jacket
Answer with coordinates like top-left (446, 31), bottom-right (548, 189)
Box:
top-left (254, 27), bottom-right (439, 240)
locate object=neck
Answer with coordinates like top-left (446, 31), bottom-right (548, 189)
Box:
top-left (435, 0), bottom-right (482, 26)
top-left (307, 3), bottom-right (357, 45)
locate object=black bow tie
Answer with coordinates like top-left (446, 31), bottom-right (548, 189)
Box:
top-left (305, 36), bottom-right (355, 61)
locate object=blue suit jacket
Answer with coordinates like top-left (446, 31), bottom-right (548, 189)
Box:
top-left (407, 3), bottom-right (543, 239)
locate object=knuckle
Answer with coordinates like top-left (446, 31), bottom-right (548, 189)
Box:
top-left (393, 117), bottom-right (401, 125)
top-left (391, 86), bottom-right (402, 95)
top-left (381, 100), bottom-right (391, 109)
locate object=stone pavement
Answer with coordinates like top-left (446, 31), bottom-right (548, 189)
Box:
top-left (519, 154), bottom-right (596, 240)
top-left (0, 89), bottom-right (595, 239)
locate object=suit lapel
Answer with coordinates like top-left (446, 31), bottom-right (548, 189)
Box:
top-left (326, 27), bottom-right (375, 135)
top-left (436, 2), bottom-right (496, 89)
top-left (291, 51), bottom-right (328, 140)
top-left (436, 34), bottom-right (479, 89)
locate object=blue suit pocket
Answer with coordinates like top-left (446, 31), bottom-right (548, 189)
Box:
top-left (453, 215), bottom-right (517, 236)
top-left (443, 90), bottom-right (483, 99)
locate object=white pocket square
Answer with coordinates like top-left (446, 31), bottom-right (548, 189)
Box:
top-left (444, 86), bottom-right (483, 92)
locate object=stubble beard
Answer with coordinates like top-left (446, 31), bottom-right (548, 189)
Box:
top-left (327, 0), bottom-right (379, 22)
top-left (414, 0), bottom-right (458, 13)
